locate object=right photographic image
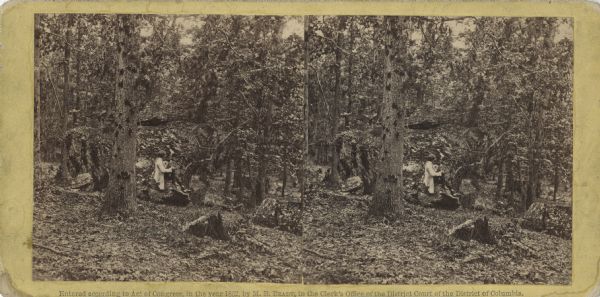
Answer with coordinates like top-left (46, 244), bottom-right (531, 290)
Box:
top-left (302, 16), bottom-right (573, 284)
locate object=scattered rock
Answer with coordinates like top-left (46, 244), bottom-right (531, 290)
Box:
top-left (342, 176), bottom-right (363, 193)
top-left (135, 158), bottom-right (152, 170)
top-left (70, 173), bottom-right (93, 190)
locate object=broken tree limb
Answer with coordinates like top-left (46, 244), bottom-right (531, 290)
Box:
top-left (33, 243), bottom-right (70, 257)
top-left (303, 247), bottom-right (334, 260)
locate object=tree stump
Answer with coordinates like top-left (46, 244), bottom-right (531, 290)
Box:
top-left (183, 212), bottom-right (228, 240)
top-left (449, 217), bottom-right (495, 244)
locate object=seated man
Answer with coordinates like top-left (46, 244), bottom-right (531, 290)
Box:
top-left (153, 150), bottom-right (172, 191)
top-left (422, 154), bottom-right (443, 195)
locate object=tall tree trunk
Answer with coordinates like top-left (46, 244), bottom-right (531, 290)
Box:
top-left (281, 149), bottom-right (288, 198)
top-left (464, 76), bottom-right (485, 128)
top-left (505, 157), bottom-right (514, 204)
top-left (553, 149), bottom-right (560, 201)
top-left (344, 17), bottom-right (355, 129)
top-left (224, 157), bottom-right (233, 196)
top-left (301, 15), bottom-right (310, 210)
top-left (369, 16), bottom-right (406, 218)
top-left (73, 19), bottom-right (83, 126)
top-left (34, 15), bottom-right (42, 170)
top-left (234, 156), bottom-right (244, 201)
top-left (496, 156), bottom-right (504, 199)
top-left (327, 16), bottom-right (346, 188)
top-left (526, 92), bottom-right (539, 211)
top-left (253, 97), bottom-right (271, 207)
top-left (59, 15), bottom-right (74, 182)
top-left (102, 15), bottom-right (139, 216)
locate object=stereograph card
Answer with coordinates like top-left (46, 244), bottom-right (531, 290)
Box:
top-left (0, 1), bottom-right (599, 297)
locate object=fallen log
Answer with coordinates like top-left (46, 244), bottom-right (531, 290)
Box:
top-left (430, 192), bottom-right (460, 210)
top-left (139, 187), bottom-right (190, 206)
top-left (183, 212), bottom-right (228, 240)
top-left (449, 217), bottom-right (495, 244)
top-left (407, 120), bottom-right (443, 130)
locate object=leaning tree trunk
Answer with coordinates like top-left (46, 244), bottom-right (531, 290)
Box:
top-left (327, 16), bottom-right (346, 188)
top-left (59, 15), bottom-right (74, 183)
top-left (102, 15), bottom-right (139, 216)
top-left (369, 16), bottom-right (407, 218)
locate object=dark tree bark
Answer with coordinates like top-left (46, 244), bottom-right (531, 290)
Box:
top-left (344, 17), bottom-right (355, 129)
top-left (553, 149), bottom-right (560, 201)
top-left (102, 15), bottom-right (139, 216)
top-left (496, 156), bottom-right (504, 199)
top-left (59, 15), bottom-right (74, 183)
top-left (34, 15), bottom-right (42, 169)
top-left (369, 16), bottom-right (407, 218)
top-left (234, 155), bottom-right (245, 202)
top-left (505, 157), bottom-right (514, 204)
top-left (73, 18), bottom-right (83, 126)
top-left (525, 92), bottom-right (543, 211)
top-left (224, 157), bottom-right (233, 196)
top-left (327, 16), bottom-right (347, 188)
top-left (300, 15), bottom-right (309, 210)
top-left (464, 76), bottom-right (485, 128)
top-left (281, 151), bottom-right (288, 198)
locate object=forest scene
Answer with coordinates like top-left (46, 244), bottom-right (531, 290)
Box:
top-left (33, 14), bottom-right (573, 284)
top-left (304, 16), bottom-right (573, 284)
top-left (34, 14), bottom-right (304, 282)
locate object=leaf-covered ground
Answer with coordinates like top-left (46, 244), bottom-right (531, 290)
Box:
top-left (302, 187), bottom-right (571, 285)
top-left (33, 179), bottom-right (302, 282)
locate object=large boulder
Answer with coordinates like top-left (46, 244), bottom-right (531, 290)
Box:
top-left (253, 198), bottom-right (301, 235)
top-left (522, 201), bottom-right (572, 239)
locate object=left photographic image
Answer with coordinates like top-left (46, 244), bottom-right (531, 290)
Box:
top-left (33, 14), bottom-right (305, 282)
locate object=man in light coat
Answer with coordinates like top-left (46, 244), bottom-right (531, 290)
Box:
top-left (153, 150), bottom-right (172, 191)
top-left (422, 154), bottom-right (443, 194)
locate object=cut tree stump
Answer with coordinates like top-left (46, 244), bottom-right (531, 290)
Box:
top-left (449, 217), bottom-right (496, 244)
top-left (182, 212), bottom-right (228, 240)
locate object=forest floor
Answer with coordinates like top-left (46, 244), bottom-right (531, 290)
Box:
top-left (33, 173), bottom-right (302, 282)
top-left (302, 182), bottom-right (572, 285)
top-left (33, 168), bottom-right (571, 284)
